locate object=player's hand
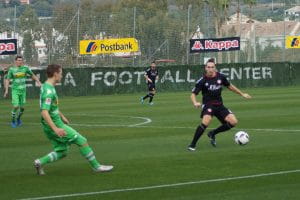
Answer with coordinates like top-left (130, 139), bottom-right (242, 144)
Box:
top-left (242, 93), bottom-right (252, 99)
top-left (36, 81), bottom-right (42, 87)
top-left (3, 91), bottom-right (8, 98)
top-left (193, 102), bottom-right (201, 108)
top-left (148, 79), bottom-right (153, 83)
top-left (54, 128), bottom-right (66, 137)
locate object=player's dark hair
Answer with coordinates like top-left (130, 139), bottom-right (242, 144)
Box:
top-left (47, 64), bottom-right (62, 78)
top-left (151, 61), bottom-right (156, 64)
top-left (206, 58), bottom-right (215, 65)
top-left (15, 55), bottom-right (23, 60)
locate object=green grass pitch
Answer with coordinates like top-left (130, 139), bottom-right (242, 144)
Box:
top-left (0, 86), bottom-right (300, 200)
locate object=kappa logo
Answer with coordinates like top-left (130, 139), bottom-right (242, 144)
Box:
top-left (191, 41), bottom-right (204, 50)
top-left (291, 38), bottom-right (300, 47)
top-left (86, 42), bottom-right (98, 53)
top-left (0, 42), bottom-right (16, 53)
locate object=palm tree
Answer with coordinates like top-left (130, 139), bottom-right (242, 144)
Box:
top-left (243, 0), bottom-right (256, 62)
top-left (204, 0), bottom-right (231, 63)
top-left (243, 0), bottom-right (256, 22)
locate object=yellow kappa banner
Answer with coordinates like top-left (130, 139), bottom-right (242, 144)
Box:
top-left (286, 36), bottom-right (300, 48)
top-left (80, 38), bottom-right (139, 55)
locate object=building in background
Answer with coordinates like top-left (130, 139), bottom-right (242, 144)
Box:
top-left (1, 0), bottom-right (30, 4)
top-left (285, 6), bottom-right (300, 17)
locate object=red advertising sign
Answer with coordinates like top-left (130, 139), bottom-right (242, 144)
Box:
top-left (190, 37), bottom-right (240, 53)
top-left (0, 39), bottom-right (17, 55)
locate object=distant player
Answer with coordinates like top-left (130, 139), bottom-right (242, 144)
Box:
top-left (2, 66), bottom-right (8, 80)
top-left (140, 61), bottom-right (159, 105)
top-left (4, 55), bottom-right (41, 128)
top-left (34, 64), bottom-right (113, 175)
top-left (188, 58), bottom-right (252, 151)
top-left (2, 66), bottom-right (8, 88)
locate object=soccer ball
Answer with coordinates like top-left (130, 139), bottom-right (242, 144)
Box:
top-left (234, 131), bottom-right (249, 145)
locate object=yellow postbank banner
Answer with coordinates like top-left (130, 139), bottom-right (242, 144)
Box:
top-left (286, 36), bottom-right (300, 49)
top-left (80, 38), bottom-right (139, 55)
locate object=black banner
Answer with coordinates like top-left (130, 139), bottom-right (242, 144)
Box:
top-left (190, 37), bottom-right (240, 53)
top-left (0, 39), bottom-right (17, 55)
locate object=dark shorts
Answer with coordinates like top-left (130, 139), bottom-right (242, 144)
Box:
top-left (148, 83), bottom-right (156, 91)
top-left (201, 104), bottom-right (233, 123)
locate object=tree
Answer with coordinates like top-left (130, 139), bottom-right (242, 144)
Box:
top-left (23, 31), bottom-right (37, 64)
top-left (19, 6), bottom-right (40, 64)
top-left (32, 0), bottom-right (53, 17)
top-left (204, 0), bottom-right (231, 63)
top-left (19, 6), bottom-right (39, 33)
top-left (9, 0), bottom-right (20, 7)
top-left (243, 0), bottom-right (256, 21)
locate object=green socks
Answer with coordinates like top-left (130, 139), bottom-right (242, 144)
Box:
top-left (38, 151), bottom-right (66, 165)
top-left (79, 146), bottom-right (100, 170)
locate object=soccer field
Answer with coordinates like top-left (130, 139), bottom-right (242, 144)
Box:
top-left (1, 86), bottom-right (300, 200)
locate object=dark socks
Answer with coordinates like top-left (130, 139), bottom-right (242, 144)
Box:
top-left (143, 93), bottom-right (155, 103)
top-left (17, 108), bottom-right (24, 120)
top-left (211, 122), bottom-right (234, 136)
top-left (143, 94), bottom-right (150, 100)
top-left (11, 108), bottom-right (18, 122)
top-left (149, 93), bottom-right (154, 103)
top-left (190, 123), bottom-right (207, 147)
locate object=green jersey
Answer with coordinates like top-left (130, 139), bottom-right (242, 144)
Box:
top-left (40, 82), bottom-right (64, 129)
top-left (7, 65), bottom-right (33, 90)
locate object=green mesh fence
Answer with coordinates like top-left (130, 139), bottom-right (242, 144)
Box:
top-left (0, 62), bottom-right (299, 98)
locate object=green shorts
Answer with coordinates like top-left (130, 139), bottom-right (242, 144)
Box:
top-left (11, 89), bottom-right (26, 107)
top-left (43, 124), bottom-right (87, 152)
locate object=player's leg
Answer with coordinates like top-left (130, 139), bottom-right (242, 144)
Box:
top-left (10, 107), bottom-right (19, 127)
top-left (141, 85), bottom-right (151, 102)
top-left (208, 107), bottom-right (237, 146)
top-left (34, 138), bottom-right (69, 175)
top-left (16, 92), bottom-right (26, 126)
top-left (142, 92), bottom-right (150, 99)
top-left (188, 114), bottom-right (212, 151)
top-left (148, 89), bottom-right (156, 105)
top-left (64, 125), bottom-right (113, 172)
top-left (11, 90), bottom-right (19, 128)
top-left (34, 150), bottom-right (68, 175)
top-left (142, 93), bottom-right (150, 100)
top-left (209, 113), bottom-right (237, 136)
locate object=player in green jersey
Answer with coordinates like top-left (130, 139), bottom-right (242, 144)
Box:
top-left (4, 55), bottom-right (41, 128)
top-left (34, 64), bottom-right (113, 175)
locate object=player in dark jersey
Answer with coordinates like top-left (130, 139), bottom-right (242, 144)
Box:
top-left (140, 61), bottom-right (159, 105)
top-left (188, 58), bottom-right (251, 151)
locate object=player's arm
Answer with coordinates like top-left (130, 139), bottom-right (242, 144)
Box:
top-left (31, 74), bottom-right (42, 87)
top-left (190, 93), bottom-right (201, 108)
top-left (191, 79), bottom-right (203, 108)
top-left (59, 111), bottom-right (70, 124)
top-left (227, 84), bottom-right (252, 99)
top-left (144, 74), bottom-right (152, 83)
top-left (41, 110), bottom-right (66, 137)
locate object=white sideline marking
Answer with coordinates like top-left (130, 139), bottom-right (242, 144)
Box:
top-left (1, 122), bottom-right (300, 133)
top-left (1, 112), bottom-right (299, 132)
top-left (135, 126), bottom-right (300, 133)
top-left (18, 169), bottom-right (300, 200)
